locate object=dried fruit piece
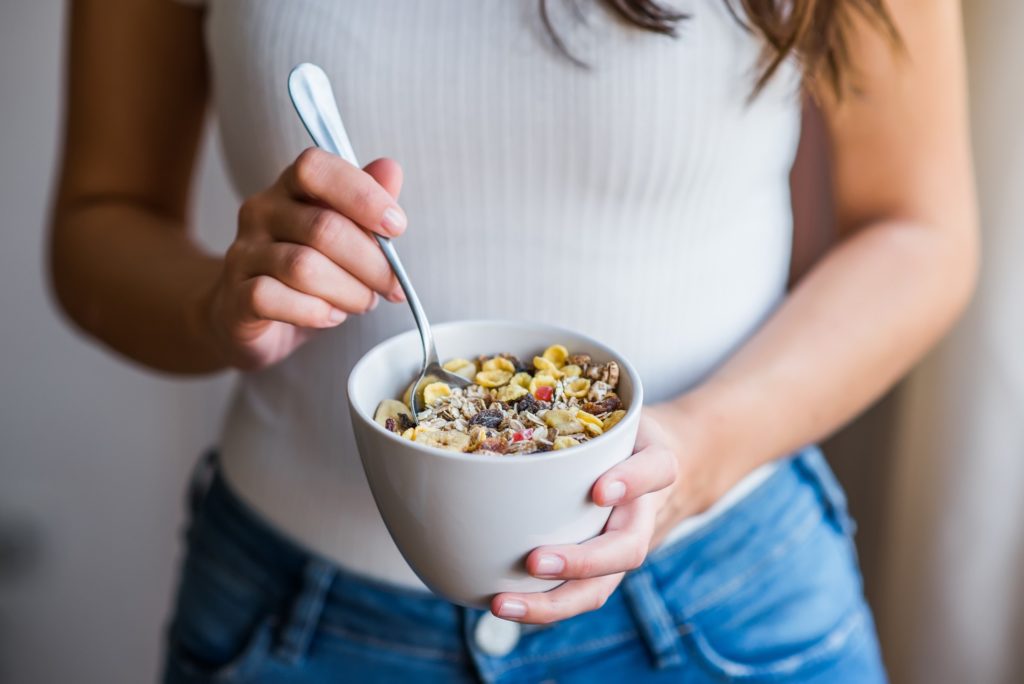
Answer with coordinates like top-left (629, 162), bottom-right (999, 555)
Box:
top-left (564, 377), bottom-right (591, 399)
top-left (496, 383), bottom-right (529, 403)
top-left (542, 344), bottom-right (569, 367)
top-left (534, 385), bottom-right (554, 402)
top-left (553, 436), bottom-right (578, 450)
top-left (422, 382), bottom-right (452, 406)
top-left (529, 373), bottom-right (557, 397)
top-left (515, 394), bottom-right (543, 415)
top-left (468, 408), bottom-right (504, 429)
top-left (374, 399), bottom-right (414, 429)
top-left (475, 369), bottom-right (513, 388)
top-left (602, 410), bottom-right (627, 431)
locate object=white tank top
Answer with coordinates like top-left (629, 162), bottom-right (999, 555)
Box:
top-left (188, 0), bottom-right (800, 589)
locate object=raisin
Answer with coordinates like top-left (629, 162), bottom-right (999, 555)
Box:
top-left (397, 413), bottom-right (416, 432)
top-left (384, 417), bottom-right (397, 432)
top-left (469, 408), bottom-right (504, 430)
top-left (499, 353), bottom-right (530, 374)
top-left (515, 395), bottom-right (541, 415)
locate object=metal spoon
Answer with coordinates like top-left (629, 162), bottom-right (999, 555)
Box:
top-left (288, 63), bottom-right (470, 417)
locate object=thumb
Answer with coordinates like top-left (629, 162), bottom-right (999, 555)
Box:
top-left (363, 158), bottom-right (404, 199)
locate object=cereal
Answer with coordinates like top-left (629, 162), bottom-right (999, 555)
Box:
top-left (374, 345), bottom-right (626, 455)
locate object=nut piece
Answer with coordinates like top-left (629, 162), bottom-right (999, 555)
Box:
top-left (585, 361), bottom-right (620, 388)
top-left (566, 353), bottom-right (591, 367)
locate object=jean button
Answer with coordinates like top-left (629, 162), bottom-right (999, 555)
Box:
top-left (474, 613), bottom-right (521, 657)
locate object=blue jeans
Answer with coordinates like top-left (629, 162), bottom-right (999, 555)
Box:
top-left (162, 448), bottom-right (887, 683)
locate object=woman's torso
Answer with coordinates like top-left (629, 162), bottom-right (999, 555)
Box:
top-left (198, 0), bottom-right (802, 588)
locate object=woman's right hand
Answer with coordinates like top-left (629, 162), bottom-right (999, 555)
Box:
top-left (204, 149), bottom-right (408, 371)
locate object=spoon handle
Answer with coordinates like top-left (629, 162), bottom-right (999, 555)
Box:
top-left (288, 63), bottom-right (438, 369)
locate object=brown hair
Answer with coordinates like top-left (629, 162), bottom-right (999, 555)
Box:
top-left (540, 0), bottom-right (900, 97)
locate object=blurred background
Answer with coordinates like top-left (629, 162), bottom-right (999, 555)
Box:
top-left (1, 1), bottom-right (1021, 682)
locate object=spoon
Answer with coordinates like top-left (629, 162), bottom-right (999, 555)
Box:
top-left (288, 63), bottom-right (471, 418)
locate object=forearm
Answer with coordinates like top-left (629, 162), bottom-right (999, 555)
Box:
top-left (50, 202), bottom-right (226, 374)
top-left (665, 218), bottom-right (977, 493)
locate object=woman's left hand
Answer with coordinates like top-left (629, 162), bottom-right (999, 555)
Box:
top-left (491, 408), bottom-right (698, 624)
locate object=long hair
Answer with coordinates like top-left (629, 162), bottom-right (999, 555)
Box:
top-left (540, 0), bottom-right (901, 97)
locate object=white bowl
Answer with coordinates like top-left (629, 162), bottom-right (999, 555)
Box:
top-left (347, 320), bottom-right (643, 608)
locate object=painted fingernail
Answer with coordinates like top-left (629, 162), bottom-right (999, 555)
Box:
top-left (497, 599), bottom-right (527, 619)
top-left (603, 480), bottom-right (626, 505)
top-left (381, 206), bottom-right (407, 235)
top-left (535, 554), bottom-right (565, 577)
top-left (328, 308), bottom-right (346, 324)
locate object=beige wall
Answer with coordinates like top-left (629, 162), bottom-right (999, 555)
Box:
top-left (0, 3), bottom-right (236, 681)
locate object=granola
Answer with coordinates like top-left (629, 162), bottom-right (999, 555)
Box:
top-left (373, 344), bottom-right (627, 455)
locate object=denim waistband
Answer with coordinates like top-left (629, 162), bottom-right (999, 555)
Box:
top-left (186, 444), bottom-right (852, 677)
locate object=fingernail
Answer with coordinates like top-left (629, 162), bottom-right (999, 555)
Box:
top-left (368, 293), bottom-right (380, 311)
top-left (381, 206), bottom-right (407, 235)
top-left (535, 554), bottom-right (565, 577)
top-left (328, 308), bottom-right (346, 324)
top-left (603, 480), bottom-right (626, 505)
top-left (497, 599), bottom-right (527, 619)
top-left (386, 287), bottom-right (406, 303)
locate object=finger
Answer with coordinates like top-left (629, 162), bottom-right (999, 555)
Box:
top-left (283, 148), bottom-right (408, 237)
top-left (264, 201), bottom-right (404, 302)
top-left (236, 275), bottom-right (346, 329)
top-left (525, 495), bottom-right (656, 580)
top-left (245, 242), bottom-right (379, 315)
top-left (363, 157), bottom-right (404, 198)
top-left (491, 573), bottom-right (623, 625)
top-left (592, 444), bottom-right (678, 507)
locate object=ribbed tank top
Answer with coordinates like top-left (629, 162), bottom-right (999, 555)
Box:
top-left (187, 0), bottom-right (802, 590)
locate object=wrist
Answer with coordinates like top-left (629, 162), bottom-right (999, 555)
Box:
top-left (183, 257), bottom-right (233, 371)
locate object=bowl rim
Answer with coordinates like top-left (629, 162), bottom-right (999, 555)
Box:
top-left (347, 319), bottom-right (645, 464)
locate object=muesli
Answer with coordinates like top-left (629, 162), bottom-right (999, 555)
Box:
top-left (374, 345), bottom-right (627, 455)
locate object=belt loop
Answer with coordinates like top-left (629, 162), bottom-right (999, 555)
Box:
top-left (274, 558), bottom-right (336, 665)
top-left (186, 450), bottom-right (217, 516)
top-left (620, 567), bottom-right (686, 670)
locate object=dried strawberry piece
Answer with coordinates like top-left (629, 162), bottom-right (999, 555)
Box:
top-left (534, 386), bottom-right (554, 402)
top-left (512, 428), bottom-right (535, 443)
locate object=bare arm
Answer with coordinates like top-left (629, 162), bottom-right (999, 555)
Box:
top-left (656, 0), bottom-right (978, 519)
top-left (51, 0), bottom-right (409, 375)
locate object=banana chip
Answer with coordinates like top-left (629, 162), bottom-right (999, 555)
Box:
top-left (374, 399), bottom-right (414, 428)
top-left (443, 358), bottom-right (477, 381)
top-left (564, 377), bottom-right (591, 398)
top-left (553, 436), bottom-right (578, 450)
top-left (414, 429), bottom-right (470, 452)
top-left (542, 344), bottom-right (569, 367)
top-left (602, 409), bottom-right (627, 431)
top-left (544, 409), bottom-right (584, 435)
top-left (475, 369), bottom-right (513, 388)
top-left (482, 357), bottom-right (516, 373)
top-left (422, 382), bottom-right (452, 406)
top-left (496, 383), bottom-right (529, 403)
top-left (576, 409), bottom-right (604, 436)
top-left (402, 374), bottom-right (440, 407)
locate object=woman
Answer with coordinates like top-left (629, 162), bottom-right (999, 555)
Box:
top-left (50, 0), bottom-right (976, 681)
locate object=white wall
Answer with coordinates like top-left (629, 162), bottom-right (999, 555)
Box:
top-left (0, 2), bottom-right (238, 682)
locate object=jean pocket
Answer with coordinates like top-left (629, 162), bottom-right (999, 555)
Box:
top-left (165, 613), bottom-right (274, 683)
top-left (676, 518), bottom-right (867, 682)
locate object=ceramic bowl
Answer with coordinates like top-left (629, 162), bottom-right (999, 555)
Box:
top-left (347, 320), bottom-right (643, 608)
